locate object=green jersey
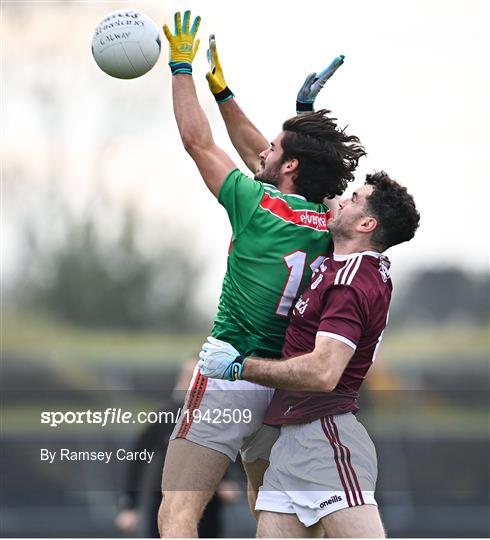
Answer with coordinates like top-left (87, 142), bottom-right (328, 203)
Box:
top-left (211, 169), bottom-right (333, 358)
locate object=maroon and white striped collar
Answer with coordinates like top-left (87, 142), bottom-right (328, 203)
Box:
top-left (333, 251), bottom-right (382, 261)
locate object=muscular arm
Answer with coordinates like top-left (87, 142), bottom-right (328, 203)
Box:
top-left (217, 99), bottom-right (268, 174)
top-left (242, 336), bottom-right (354, 392)
top-left (172, 74), bottom-right (236, 197)
top-left (205, 36), bottom-right (268, 174)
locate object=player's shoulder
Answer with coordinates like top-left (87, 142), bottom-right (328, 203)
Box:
top-left (333, 252), bottom-right (391, 294)
top-left (224, 168), bottom-right (257, 186)
top-left (219, 168), bottom-right (264, 200)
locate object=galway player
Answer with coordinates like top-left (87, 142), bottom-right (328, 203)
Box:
top-left (159, 11), bottom-right (365, 537)
top-left (200, 172), bottom-right (420, 537)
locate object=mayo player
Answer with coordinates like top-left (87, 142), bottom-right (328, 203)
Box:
top-left (159, 11), bottom-right (366, 536)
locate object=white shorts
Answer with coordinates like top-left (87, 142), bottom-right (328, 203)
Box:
top-left (170, 364), bottom-right (279, 462)
top-left (256, 413), bottom-right (378, 527)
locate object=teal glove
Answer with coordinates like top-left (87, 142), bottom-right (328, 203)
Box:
top-left (296, 55), bottom-right (345, 114)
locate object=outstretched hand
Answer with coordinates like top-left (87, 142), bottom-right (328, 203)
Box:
top-left (296, 55), bottom-right (345, 114)
top-left (206, 35), bottom-right (235, 103)
top-left (163, 10), bottom-right (201, 74)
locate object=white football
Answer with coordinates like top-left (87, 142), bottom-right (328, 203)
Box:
top-left (91, 10), bottom-right (161, 79)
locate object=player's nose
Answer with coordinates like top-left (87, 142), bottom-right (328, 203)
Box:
top-left (259, 148), bottom-right (269, 161)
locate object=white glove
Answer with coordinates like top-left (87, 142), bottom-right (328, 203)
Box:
top-left (198, 336), bottom-right (246, 381)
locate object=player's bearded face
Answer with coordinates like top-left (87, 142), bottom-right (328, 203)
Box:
top-left (254, 158), bottom-right (283, 186)
top-left (329, 211), bottom-right (356, 241)
top-left (329, 186), bottom-right (373, 241)
top-left (255, 133), bottom-right (287, 187)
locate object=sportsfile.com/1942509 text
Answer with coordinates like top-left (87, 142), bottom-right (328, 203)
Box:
top-left (40, 407), bottom-right (253, 428)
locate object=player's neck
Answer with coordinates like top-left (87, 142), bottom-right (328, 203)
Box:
top-left (277, 176), bottom-right (299, 196)
top-left (333, 238), bottom-right (378, 256)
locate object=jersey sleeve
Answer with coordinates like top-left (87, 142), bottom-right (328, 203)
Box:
top-left (317, 286), bottom-right (369, 350)
top-left (218, 169), bottom-right (264, 237)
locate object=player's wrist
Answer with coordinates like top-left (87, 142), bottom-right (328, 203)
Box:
top-left (169, 61), bottom-right (193, 75)
top-left (214, 86), bottom-right (234, 103)
top-left (296, 100), bottom-right (314, 114)
top-left (227, 355), bottom-right (248, 381)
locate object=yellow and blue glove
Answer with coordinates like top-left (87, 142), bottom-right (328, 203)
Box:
top-left (163, 10), bottom-right (201, 75)
top-left (198, 337), bottom-right (247, 381)
top-left (206, 35), bottom-right (234, 103)
top-left (296, 55), bottom-right (345, 114)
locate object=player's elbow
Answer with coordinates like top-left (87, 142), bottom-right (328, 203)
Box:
top-left (311, 351), bottom-right (337, 392)
top-left (183, 140), bottom-right (214, 166)
top-left (317, 361), bottom-right (342, 392)
top-left (314, 369), bottom-right (337, 392)
top-left (181, 130), bottom-right (212, 157)
top-left (181, 135), bottom-right (200, 155)
top-left (317, 376), bottom-right (336, 393)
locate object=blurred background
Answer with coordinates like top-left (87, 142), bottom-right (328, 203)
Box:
top-left (2, 0), bottom-right (489, 537)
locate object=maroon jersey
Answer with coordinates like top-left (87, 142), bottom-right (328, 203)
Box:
top-left (264, 250), bottom-right (392, 425)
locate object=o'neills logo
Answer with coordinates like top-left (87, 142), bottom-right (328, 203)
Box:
top-left (299, 211), bottom-right (327, 228)
top-left (319, 495), bottom-right (342, 508)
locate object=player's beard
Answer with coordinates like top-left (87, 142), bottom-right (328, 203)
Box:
top-left (328, 214), bottom-right (355, 243)
top-left (254, 160), bottom-right (282, 187)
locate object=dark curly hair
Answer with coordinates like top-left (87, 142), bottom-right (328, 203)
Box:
top-left (281, 109), bottom-right (366, 202)
top-left (365, 171), bottom-right (420, 250)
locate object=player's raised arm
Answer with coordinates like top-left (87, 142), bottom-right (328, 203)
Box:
top-left (163, 11), bottom-right (236, 198)
top-left (206, 35), bottom-right (268, 174)
top-left (206, 39), bottom-right (346, 173)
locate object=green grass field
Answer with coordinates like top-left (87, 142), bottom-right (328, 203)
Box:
top-left (2, 311), bottom-right (206, 367)
top-left (3, 311), bottom-right (488, 367)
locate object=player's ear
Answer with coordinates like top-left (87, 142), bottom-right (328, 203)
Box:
top-left (284, 158), bottom-right (299, 173)
top-left (357, 216), bottom-right (377, 234)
